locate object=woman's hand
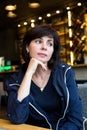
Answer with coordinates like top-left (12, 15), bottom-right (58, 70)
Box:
top-left (27, 58), bottom-right (47, 75)
top-left (18, 58), bottom-right (48, 101)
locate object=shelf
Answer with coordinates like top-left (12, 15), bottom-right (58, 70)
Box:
top-left (57, 31), bottom-right (68, 36)
top-left (72, 64), bottom-right (87, 68)
top-left (52, 19), bottom-right (70, 64)
top-left (0, 65), bottom-right (19, 74)
top-left (52, 20), bottom-right (68, 26)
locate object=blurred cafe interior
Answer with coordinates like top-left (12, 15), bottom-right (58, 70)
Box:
top-left (0, 0), bottom-right (87, 119)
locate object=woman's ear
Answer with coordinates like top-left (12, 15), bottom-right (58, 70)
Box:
top-left (26, 45), bottom-right (29, 53)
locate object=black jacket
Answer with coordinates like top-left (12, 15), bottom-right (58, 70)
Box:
top-left (5, 62), bottom-right (83, 130)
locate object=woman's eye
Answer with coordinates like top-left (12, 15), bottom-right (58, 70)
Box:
top-left (48, 42), bottom-right (54, 47)
top-left (35, 39), bottom-right (42, 44)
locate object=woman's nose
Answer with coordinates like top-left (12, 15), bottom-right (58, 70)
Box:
top-left (41, 43), bottom-right (47, 50)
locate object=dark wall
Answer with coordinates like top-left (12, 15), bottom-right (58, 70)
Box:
top-left (0, 28), bottom-right (20, 65)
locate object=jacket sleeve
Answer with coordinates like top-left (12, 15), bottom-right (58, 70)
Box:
top-left (59, 67), bottom-right (83, 130)
top-left (5, 73), bottom-right (30, 124)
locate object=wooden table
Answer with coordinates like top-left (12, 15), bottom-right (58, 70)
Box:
top-left (0, 119), bottom-right (49, 130)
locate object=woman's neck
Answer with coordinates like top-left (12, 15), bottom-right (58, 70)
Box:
top-left (32, 65), bottom-right (51, 90)
top-left (34, 65), bottom-right (51, 79)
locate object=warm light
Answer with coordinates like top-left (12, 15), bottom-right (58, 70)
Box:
top-left (69, 39), bottom-right (73, 47)
top-left (31, 19), bottom-right (35, 22)
top-left (7, 11), bottom-right (17, 18)
top-left (56, 10), bottom-right (60, 14)
top-left (77, 2), bottom-right (82, 6)
top-left (67, 10), bottom-right (72, 27)
top-left (70, 51), bottom-right (74, 65)
top-left (47, 13), bottom-right (51, 17)
top-left (69, 28), bottom-right (73, 38)
top-left (24, 21), bottom-right (28, 25)
top-left (5, 4), bottom-right (17, 11)
top-left (67, 9), bottom-right (74, 65)
top-left (29, 3), bottom-right (40, 8)
top-left (66, 7), bottom-right (70, 10)
top-left (28, 0), bottom-right (40, 8)
top-left (38, 16), bottom-right (42, 20)
top-left (31, 19), bottom-right (35, 28)
top-left (31, 22), bottom-right (35, 28)
top-left (18, 24), bottom-right (21, 27)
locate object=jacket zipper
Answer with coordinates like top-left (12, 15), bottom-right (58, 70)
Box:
top-left (56, 66), bottom-right (71, 130)
top-left (29, 102), bottom-right (52, 130)
top-left (9, 83), bottom-right (20, 86)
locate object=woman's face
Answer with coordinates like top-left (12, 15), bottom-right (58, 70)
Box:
top-left (26, 36), bottom-right (54, 64)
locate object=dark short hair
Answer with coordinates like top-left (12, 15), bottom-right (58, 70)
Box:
top-left (22, 24), bottom-right (60, 70)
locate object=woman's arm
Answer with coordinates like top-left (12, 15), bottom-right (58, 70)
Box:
top-left (17, 58), bottom-right (47, 101)
top-left (5, 58), bottom-right (47, 124)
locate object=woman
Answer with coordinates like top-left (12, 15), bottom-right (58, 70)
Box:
top-left (5, 25), bottom-right (83, 130)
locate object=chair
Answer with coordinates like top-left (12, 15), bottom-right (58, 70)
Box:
top-left (78, 83), bottom-right (87, 130)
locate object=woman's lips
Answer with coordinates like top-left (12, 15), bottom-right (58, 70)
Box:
top-left (38, 53), bottom-right (47, 57)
